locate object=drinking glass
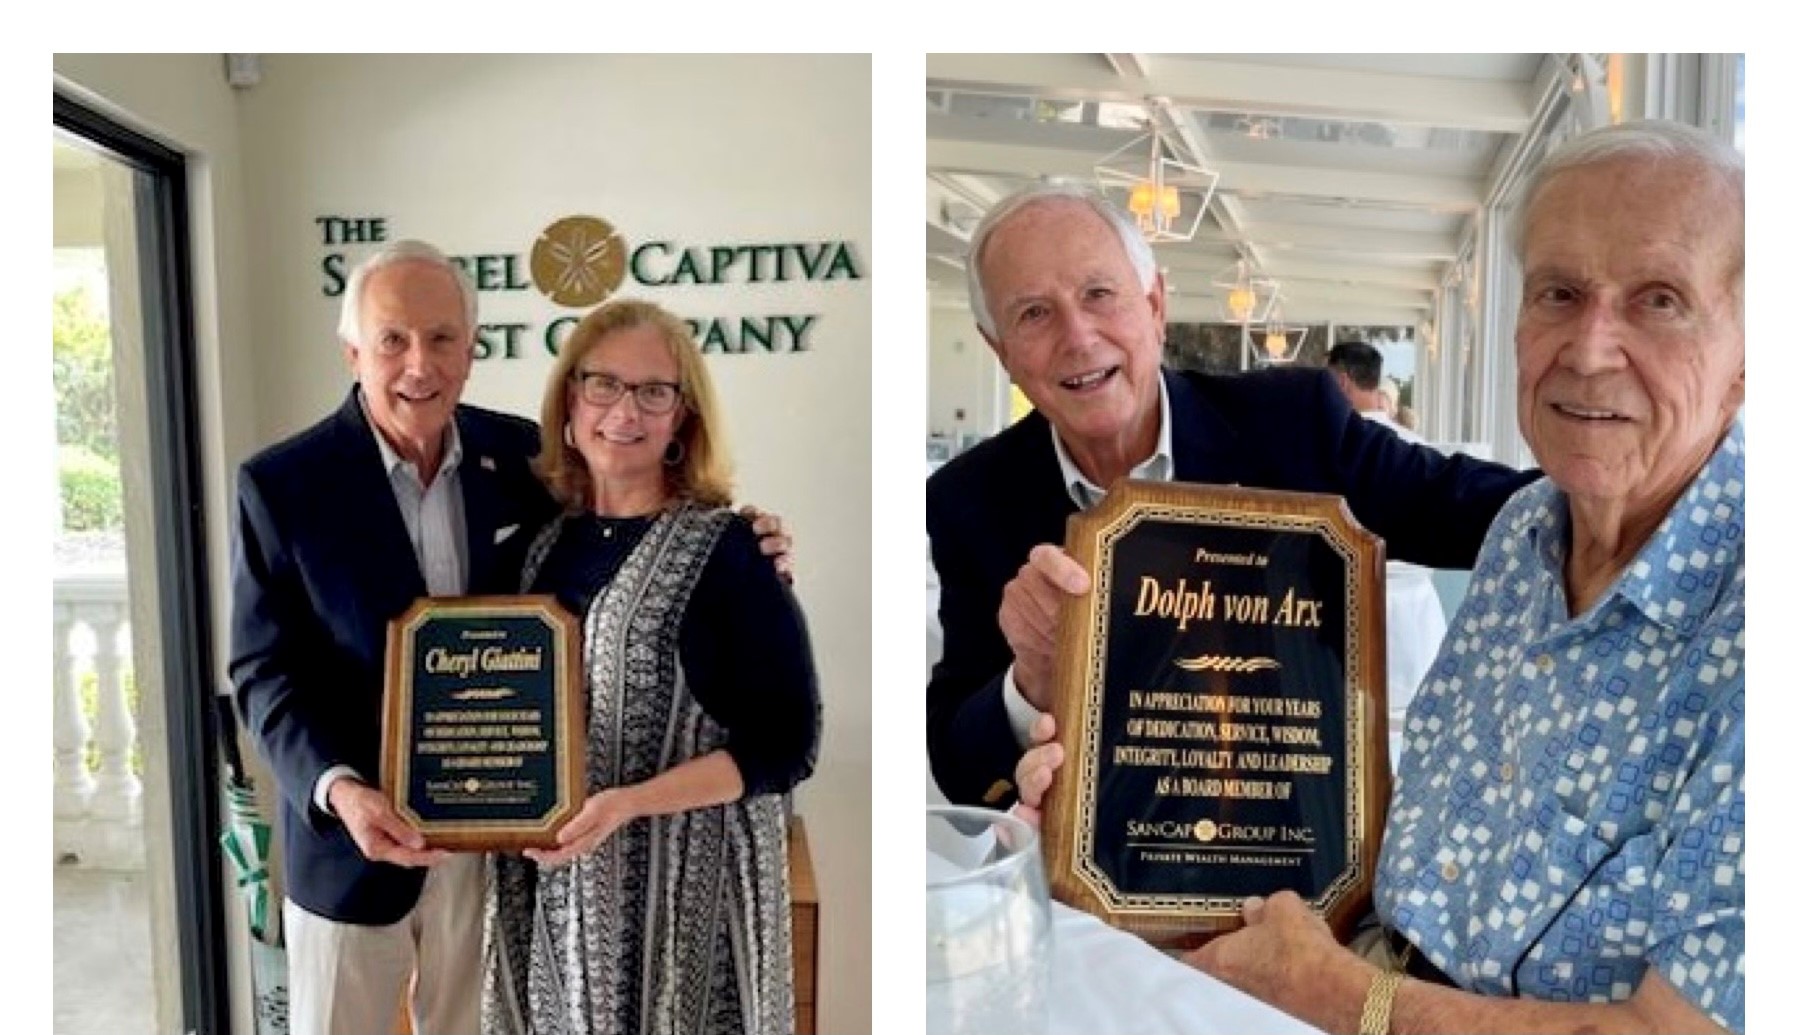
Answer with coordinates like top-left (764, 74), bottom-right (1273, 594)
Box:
top-left (925, 805), bottom-right (1053, 1034)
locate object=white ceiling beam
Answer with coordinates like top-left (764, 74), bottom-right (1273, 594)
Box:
top-left (927, 111), bottom-right (1137, 151)
top-left (928, 137), bottom-right (1119, 182)
top-left (1217, 161), bottom-right (1481, 212)
top-left (926, 223), bottom-right (1451, 287)
top-left (926, 138), bottom-right (1483, 211)
top-left (927, 54), bottom-right (1536, 133)
top-left (926, 221), bottom-right (972, 261)
top-left (1253, 261), bottom-right (1441, 292)
top-left (1166, 276), bottom-right (1430, 310)
top-left (1215, 221), bottom-right (1460, 260)
top-left (1103, 53), bottom-right (1153, 80)
top-left (1164, 295), bottom-right (1421, 327)
top-left (926, 272), bottom-right (1422, 326)
top-left (1272, 282), bottom-right (1432, 311)
top-left (928, 171), bottom-right (1002, 218)
top-left (1140, 243), bottom-right (1248, 272)
top-left (929, 53), bottom-right (1144, 100)
top-left (925, 178), bottom-right (970, 230)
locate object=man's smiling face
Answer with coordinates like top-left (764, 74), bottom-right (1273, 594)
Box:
top-left (1514, 156), bottom-right (1744, 513)
top-left (345, 259), bottom-right (474, 463)
top-left (977, 198), bottom-right (1165, 460)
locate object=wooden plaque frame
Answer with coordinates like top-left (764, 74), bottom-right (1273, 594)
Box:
top-left (1041, 481), bottom-right (1390, 946)
top-left (381, 595), bottom-right (585, 851)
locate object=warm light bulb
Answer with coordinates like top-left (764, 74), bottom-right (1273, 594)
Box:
top-left (1227, 286), bottom-right (1256, 321)
top-left (1265, 331), bottom-right (1288, 358)
top-left (1158, 185), bottom-right (1181, 220)
top-left (1128, 183), bottom-right (1155, 217)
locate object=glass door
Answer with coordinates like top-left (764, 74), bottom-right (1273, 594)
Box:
top-left (53, 95), bottom-right (227, 1035)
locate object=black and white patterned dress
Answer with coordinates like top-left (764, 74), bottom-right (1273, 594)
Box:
top-left (482, 501), bottom-right (820, 1035)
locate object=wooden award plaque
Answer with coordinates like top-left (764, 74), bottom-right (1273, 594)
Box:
top-left (381, 595), bottom-right (585, 851)
top-left (1040, 481), bottom-right (1390, 947)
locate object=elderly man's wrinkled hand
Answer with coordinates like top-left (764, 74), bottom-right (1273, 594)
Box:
top-left (1182, 892), bottom-right (1378, 1035)
top-left (1011, 713), bottom-right (1063, 830)
top-left (741, 504), bottom-right (795, 584)
top-left (329, 778), bottom-right (448, 869)
top-left (998, 544), bottom-right (1091, 710)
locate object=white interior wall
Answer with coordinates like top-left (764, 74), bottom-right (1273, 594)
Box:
top-left (234, 54), bottom-right (872, 1032)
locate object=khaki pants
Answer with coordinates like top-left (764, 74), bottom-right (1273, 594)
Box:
top-left (1347, 914), bottom-right (1455, 986)
top-left (1349, 921), bottom-right (1409, 970)
top-left (284, 853), bottom-right (485, 1035)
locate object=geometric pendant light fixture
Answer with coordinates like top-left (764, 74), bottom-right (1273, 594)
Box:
top-left (1093, 111), bottom-right (1218, 245)
top-left (1211, 257), bottom-right (1279, 324)
top-left (1257, 302), bottom-right (1306, 363)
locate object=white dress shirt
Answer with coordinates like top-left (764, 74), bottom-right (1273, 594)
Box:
top-left (313, 398), bottom-right (470, 814)
top-left (1357, 410), bottom-right (1449, 766)
top-left (1001, 374), bottom-right (1173, 745)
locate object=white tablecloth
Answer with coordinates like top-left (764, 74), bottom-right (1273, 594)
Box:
top-left (930, 839), bottom-right (1322, 1035)
top-left (1041, 902), bottom-right (1324, 1035)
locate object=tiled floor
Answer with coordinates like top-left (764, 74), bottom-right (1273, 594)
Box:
top-left (54, 863), bottom-right (155, 1035)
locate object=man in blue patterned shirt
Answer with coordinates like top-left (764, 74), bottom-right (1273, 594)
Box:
top-left (1187, 120), bottom-right (1745, 1035)
top-left (1021, 120), bottom-right (1746, 1034)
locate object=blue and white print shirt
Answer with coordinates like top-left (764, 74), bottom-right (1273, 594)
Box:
top-left (1375, 421), bottom-right (1745, 1032)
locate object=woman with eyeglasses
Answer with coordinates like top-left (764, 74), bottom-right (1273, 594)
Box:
top-left (481, 298), bottom-right (821, 1035)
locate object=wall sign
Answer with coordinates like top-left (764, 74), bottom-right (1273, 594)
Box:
top-left (315, 214), bottom-right (864, 358)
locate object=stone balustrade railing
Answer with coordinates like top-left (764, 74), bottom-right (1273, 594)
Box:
top-left (53, 570), bottom-right (143, 870)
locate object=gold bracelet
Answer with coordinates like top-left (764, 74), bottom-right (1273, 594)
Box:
top-left (1358, 970), bottom-right (1405, 1035)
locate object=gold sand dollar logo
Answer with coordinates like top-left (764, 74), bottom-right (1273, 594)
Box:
top-left (531, 215), bottom-right (628, 307)
top-left (1194, 819), bottom-right (1218, 843)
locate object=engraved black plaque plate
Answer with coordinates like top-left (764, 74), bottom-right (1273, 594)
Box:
top-left (1042, 482), bottom-right (1389, 945)
top-left (381, 595), bottom-right (584, 851)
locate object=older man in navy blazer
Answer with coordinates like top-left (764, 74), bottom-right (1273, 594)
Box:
top-left (925, 186), bottom-right (1538, 811)
top-left (230, 241), bottom-right (558, 1035)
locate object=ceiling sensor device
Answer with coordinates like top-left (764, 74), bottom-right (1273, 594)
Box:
top-left (224, 54), bottom-right (262, 89)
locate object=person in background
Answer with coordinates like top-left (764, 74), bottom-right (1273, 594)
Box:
top-left (1327, 341), bottom-right (1449, 766)
top-left (1377, 377), bottom-right (1400, 417)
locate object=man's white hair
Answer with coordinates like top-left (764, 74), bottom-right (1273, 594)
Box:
top-left (964, 184), bottom-right (1159, 339)
top-left (1511, 120), bottom-right (1744, 260)
top-left (336, 239), bottom-right (480, 346)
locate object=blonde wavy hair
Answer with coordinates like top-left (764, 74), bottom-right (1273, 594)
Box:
top-left (536, 299), bottom-right (733, 511)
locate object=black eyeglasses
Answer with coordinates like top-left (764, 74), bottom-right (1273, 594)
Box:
top-left (571, 371), bottom-right (682, 414)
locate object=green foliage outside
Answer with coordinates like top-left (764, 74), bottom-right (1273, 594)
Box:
top-left (53, 285), bottom-right (121, 532)
top-left (59, 444), bottom-right (123, 530)
top-left (54, 286), bottom-right (117, 458)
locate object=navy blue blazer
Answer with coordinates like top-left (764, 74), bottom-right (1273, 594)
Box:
top-left (229, 388), bottom-right (557, 924)
top-left (925, 366), bottom-right (1540, 808)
